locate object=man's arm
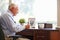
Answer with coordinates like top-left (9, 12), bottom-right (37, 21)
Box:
top-left (1, 14), bottom-right (25, 32)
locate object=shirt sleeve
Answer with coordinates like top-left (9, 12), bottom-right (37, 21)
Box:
top-left (2, 14), bottom-right (25, 32)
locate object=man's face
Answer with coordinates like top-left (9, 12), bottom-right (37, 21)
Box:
top-left (11, 6), bottom-right (18, 16)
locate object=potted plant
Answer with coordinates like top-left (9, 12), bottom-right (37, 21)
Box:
top-left (19, 18), bottom-right (25, 26)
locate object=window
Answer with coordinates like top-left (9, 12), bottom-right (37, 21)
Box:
top-left (12, 0), bottom-right (57, 28)
top-left (0, 0), bottom-right (9, 13)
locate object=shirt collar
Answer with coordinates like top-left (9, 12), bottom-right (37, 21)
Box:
top-left (7, 10), bottom-right (14, 16)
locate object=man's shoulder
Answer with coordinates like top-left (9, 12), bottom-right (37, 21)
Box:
top-left (1, 13), bottom-right (8, 16)
top-left (1, 13), bottom-right (9, 19)
top-left (2, 10), bottom-right (10, 16)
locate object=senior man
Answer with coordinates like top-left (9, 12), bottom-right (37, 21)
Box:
top-left (0, 3), bottom-right (30, 40)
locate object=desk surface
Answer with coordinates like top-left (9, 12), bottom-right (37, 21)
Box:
top-left (24, 28), bottom-right (59, 31)
top-left (16, 28), bottom-right (59, 40)
top-left (16, 28), bottom-right (59, 36)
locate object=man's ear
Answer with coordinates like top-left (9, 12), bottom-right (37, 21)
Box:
top-left (9, 7), bottom-right (14, 11)
top-left (11, 7), bottom-right (15, 9)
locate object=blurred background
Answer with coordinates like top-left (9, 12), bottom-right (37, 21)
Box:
top-left (0, 0), bottom-right (57, 28)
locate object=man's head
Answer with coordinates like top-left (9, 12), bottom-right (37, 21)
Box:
top-left (8, 3), bottom-right (18, 16)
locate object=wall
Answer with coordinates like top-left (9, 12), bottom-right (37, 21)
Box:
top-left (57, 0), bottom-right (60, 26)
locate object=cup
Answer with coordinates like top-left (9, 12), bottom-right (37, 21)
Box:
top-left (38, 23), bottom-right (44, 29)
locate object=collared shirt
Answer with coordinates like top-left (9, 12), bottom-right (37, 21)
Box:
top-left (0, 10), bottom-right (25, 37)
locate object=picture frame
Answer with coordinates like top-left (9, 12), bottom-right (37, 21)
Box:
top-left (28, 18), bottom-right (35, 28)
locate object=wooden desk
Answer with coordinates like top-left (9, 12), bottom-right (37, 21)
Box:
top-left (16, 28), bottom-right (59, 40)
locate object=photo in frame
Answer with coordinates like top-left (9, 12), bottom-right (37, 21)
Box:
top-left (28, 18), bottom-right (35, 28)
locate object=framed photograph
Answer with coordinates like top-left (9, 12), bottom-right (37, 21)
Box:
top-left (28, 18), bottom-right (35, 28)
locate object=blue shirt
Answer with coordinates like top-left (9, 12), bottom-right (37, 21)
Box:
top-left (0, 10), bottom-right (25, 37)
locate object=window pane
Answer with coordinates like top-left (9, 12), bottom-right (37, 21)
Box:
top-left (12, 0), bottom-right (57, 28)
top-left (0, 0), bottom-right (9, 13)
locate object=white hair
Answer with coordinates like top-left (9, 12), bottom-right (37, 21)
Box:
top-left (8, 3), bottom-right (17, 10)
